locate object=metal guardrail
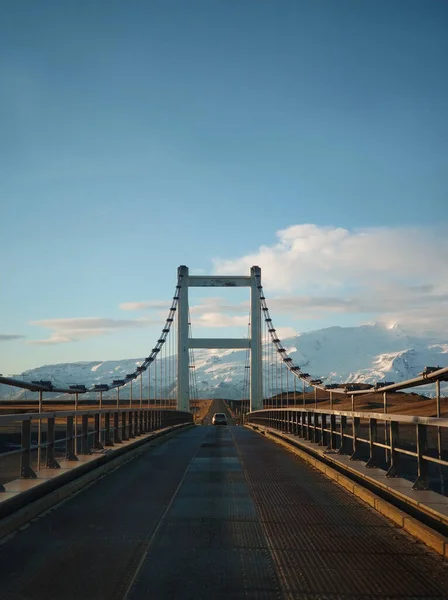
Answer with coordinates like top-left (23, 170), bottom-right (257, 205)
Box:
top-left (246, 408), bottom-right (448, 493)
top-left (0, 408), bottom-right (193, 490)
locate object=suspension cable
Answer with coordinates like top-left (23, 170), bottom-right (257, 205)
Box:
top-left (67, 273), bottom-right (184, 399)
top-left (243, 312), bottom-right (251, 414)
top-left (188, 311), bottom-right (199, 409)
top-left (255, 272), bottom-right (325, 401)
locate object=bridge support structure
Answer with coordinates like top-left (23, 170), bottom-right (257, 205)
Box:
top-left (176, 265), bottom-right (263, 413)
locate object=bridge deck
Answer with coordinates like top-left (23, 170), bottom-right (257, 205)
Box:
top-left (1, 419), bottom-right (448, 598)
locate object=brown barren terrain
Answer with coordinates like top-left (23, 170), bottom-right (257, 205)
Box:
top-left (0, 392), bottom-right (446, 418)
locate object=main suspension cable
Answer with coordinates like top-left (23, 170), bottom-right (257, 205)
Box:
top-left (254, 272), bottom-right (325, 398)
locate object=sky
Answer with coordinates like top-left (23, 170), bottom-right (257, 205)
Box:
top-left (1, 0), bottom-right (447, 374)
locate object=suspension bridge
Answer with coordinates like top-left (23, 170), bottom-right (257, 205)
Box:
top-left (1, 266), bottom-right (448, 599)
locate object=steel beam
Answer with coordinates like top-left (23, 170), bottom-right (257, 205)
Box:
top-left (188, 338), bottom-right (250, 349)
top-left (177, 265), bottom-right (190, 412)
top-left (187, 276), bottom-right (251, 287)
top-left (250, 266), bottom-right (263, 411)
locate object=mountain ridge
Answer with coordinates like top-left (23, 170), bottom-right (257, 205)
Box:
top-left (1, 323), bottom-right (446, 400)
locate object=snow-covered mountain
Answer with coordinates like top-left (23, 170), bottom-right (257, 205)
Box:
top-left (1, 324), bottom-right (447, 400)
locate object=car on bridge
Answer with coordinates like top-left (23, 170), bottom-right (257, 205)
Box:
top-left (212, 413), bottom-right (227, 426)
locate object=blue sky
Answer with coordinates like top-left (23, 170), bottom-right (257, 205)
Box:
top-left (1, 0), bottom-right (447, 374)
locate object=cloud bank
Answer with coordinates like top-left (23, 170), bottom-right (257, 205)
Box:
top-left (29, 317), bottom-right (157, 345)
top-left (119, 301), bottom-right (169, 311)
top-left (213, 224), bottom-right (448, 333)
top-left (63, 225), bottom-right (447, 342)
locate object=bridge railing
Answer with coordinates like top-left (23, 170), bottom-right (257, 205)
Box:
top-left (246, 408), bottom-right (448, 493)
top-left (0, 408), bottom-right (193, 489)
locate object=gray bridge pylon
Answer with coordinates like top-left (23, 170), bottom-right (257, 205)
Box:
top-left (176, 265), bottom-right (262, 413)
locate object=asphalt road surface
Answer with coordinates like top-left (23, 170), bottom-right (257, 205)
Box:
top-left (1, 424), bottom-right (448, 599)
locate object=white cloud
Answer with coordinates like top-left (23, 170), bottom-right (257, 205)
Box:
top-left (28, 317), bottom-right (157, 345)
top-left (190, 297), bottom-right (249, 315)
top-left (214, 224), bottom-right (448, 289)
top-left (119, 301), bottom-right (169, 311)
top-left (188, 297), bottom-right (250, 329)
top-left (194, 313), bottom-right (249, 328)
top-left (213, 224), bottom-right (448, 332)
top-left (119, 297), bottom-right (251, 330)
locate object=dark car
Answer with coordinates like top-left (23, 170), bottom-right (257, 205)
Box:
top-left (212, 413), bottom-right (227, 426)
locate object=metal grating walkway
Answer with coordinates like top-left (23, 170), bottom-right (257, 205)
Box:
top-left (1, 421), bottom-right (448, 599)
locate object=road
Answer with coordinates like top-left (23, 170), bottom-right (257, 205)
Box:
top-left (1, 423), bottom-right (448, 599)
top-left (201, 398), bottom-right (236, 425)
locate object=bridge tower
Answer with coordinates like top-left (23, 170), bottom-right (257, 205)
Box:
top-left (177, 265), bottom-right (262, 413)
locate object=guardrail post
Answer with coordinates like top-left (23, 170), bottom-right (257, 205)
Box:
top-left (104, 412), bottom-right (114, 446)
top-left (122, 411), bottom-right (129, 441)
top-left (413, 423), bottom-right (429, 490)
top-left (338, 415), bottom-right (348, 454)
top-left (386, 420), bottom-right (399, 477)
top-left (74, 393), bottom-right (79, 454)
top-left (366, 418), bottom-right (379, 468)
top-left (325, 413), bottom-right (337, 453)
top-left (66, 416), bottom-right (78, 460)
top-left (21, 419), bottom-right (37, 478)
top-left (436, 379), bottom-right (444, 494)
top-left (128, 411), bottom-right (135, 438)
top-left (136, 410), bottom-right (142, 435)
top-left (81, 414), bottom-right (90, 455)
top-left (304, 411), bottom-right (310, 441)
top-left (134, 410), bottom-right (139, 436)
top-left (350, 417), bottom-right (361, 460)
top-left (94, 413), bottom-right (104, 450)
top-left (319, 413), bottom-right (327, 446)
top-left (114, 411), bottom-right (122, 443)
top-left (315, 412), bottom-right (320, 442)
top-left (311, 411), bottom-right (317, 443)
top-left (46, 416), bottom-right (60, 468)
top-left (297, 410), bottom-right (302, 437)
